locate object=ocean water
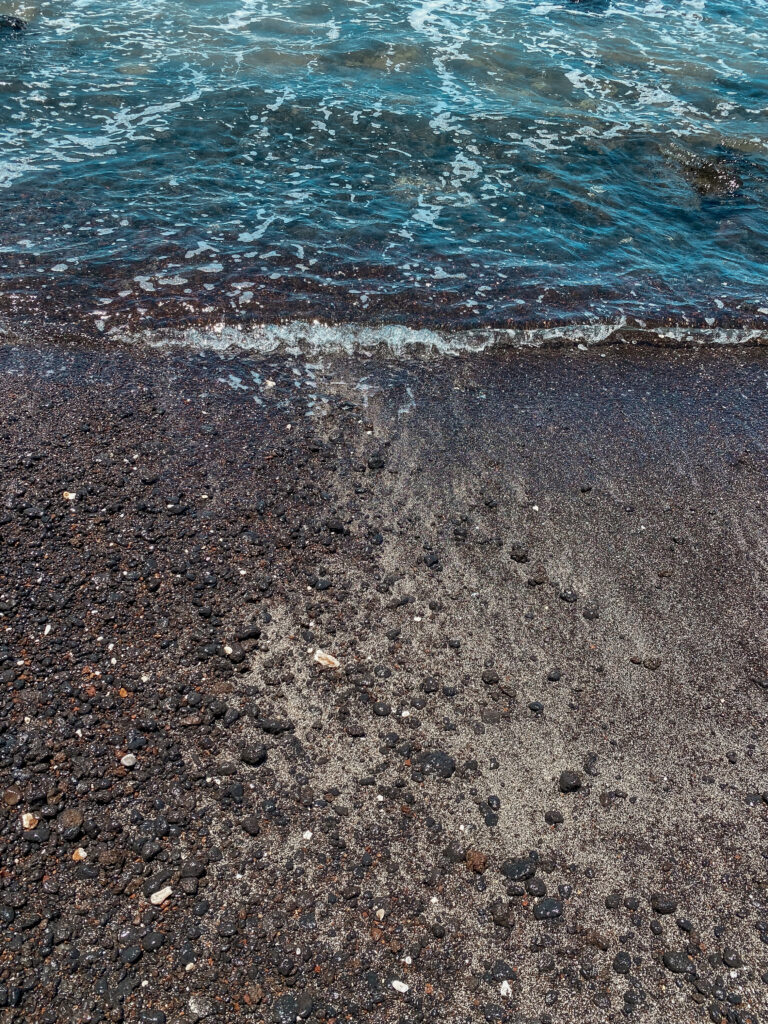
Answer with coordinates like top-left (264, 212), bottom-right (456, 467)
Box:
top-left (1, 0), bottom-right (767, 346)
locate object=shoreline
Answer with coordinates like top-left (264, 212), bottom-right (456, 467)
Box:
top-left (1, 337), bottom-right (767, 1023)
top-left (3, 317), bottom-right (768, 363)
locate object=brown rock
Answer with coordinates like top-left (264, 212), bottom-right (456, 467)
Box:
top-left (585, 930), bottom-right (610, 951)
top-left (465, 849), bottom-right (488, 874)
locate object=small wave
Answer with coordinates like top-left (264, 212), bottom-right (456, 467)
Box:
top-left (114, 320), bottom-right (768, 358)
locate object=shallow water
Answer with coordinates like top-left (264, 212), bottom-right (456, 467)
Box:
top-left (1, 0), bottom-right (767, 338)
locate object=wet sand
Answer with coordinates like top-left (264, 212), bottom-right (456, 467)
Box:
top-left (0, 338), bottom-right (767, 1024)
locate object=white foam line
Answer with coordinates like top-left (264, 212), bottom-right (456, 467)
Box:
top-left (115, 320), bottom-right (768, 358)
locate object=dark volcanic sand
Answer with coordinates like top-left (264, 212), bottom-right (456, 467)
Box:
top-left (0, 338), bottom-right (767, 1024)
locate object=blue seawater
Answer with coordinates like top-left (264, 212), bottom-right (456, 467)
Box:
top-left (1, 0), bottom-right (767, 338)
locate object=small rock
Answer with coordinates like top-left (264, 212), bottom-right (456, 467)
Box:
top-left (223, 641), bottom-right (246, 664)
top-left (533, 898), bottom-right (563, 920)
top-left (313, 649), bottom-right (340, 669)
top-left (465, 849), bottom-right (488, 874)
top-left (240, 744), bottom-right (267, 768)
top-left (188, 995), bottom-right (215, 1019)
top-left (722, 947), bottom-right (742, 968)
top-left (650, 893), bottom-right (677, 915)
top-left (558, 771), bottom-right (582, 794)
top-left (415, 750), bottom-right (456, 779)
top-left (662, 951), bottom-right (695, 975)
top-left (150, 886), bottom-right (172, 906)
top-left (501, 857), bottom-right (536, 881)
top-left (2, 786), bottom-right (22, 807)
top-left (613, 951), bottom-right (632, 975)
top-left (241, 815), bottom-right (261, 836)
top-left (509, 543), bottom-right (529, 563)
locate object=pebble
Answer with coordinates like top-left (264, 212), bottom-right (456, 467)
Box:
top-left (613, 951), bottom-right (632, 974)
top-left (558, 770), bottom-right (582, 793)
top-left (501, 857), bottom-right (536, 881)
top-left (533, 898), bottom-right (563, 920)
top-left (188, 995), bottom-right (215, 1019)
top-left (415, 749), bottom-right (456, 779)
top-left (391, 980), bottom-right (409, 993)
top-left (465, 849), bottom-right (488, 874)
top-left (314, 649), bottom-right (340, 669)
top-left (662, 951), bottom-right (695, 975)
top-left (722, 946), bottom-right (742, 968)
top-left (149, 886), bottom-right (173, 906)
top-left (650, 893), bottom-right (677, 914)
top-left (240, 743), bottom-right (267, 767)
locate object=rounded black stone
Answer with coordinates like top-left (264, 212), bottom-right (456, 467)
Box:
top-left (662, 951), bottom-right (695, 975)
top-left (240, 744), bottom-right (267, 768)
top-left (558, 771), bottom-right (582, 794)
top-left (500, 857), bottom-right (536, 882)
top-left (141, 931), bottom-right (165, 952)
top-left (650, 893), bottom-right (677, 915)
top-left (533, 898), bottom-right (563, 921)
top-left (613, 952), bottom-right (632, 975)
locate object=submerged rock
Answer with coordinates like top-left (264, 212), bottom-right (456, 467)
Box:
top-left (670, 146), bottom-right (743, 198)
top-left (0, 16), bottom-right (26, 31)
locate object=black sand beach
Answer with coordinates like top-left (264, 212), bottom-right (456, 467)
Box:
top-left (1, 338), bottom-right (767, 1024)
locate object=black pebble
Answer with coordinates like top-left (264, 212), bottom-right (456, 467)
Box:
top-left (613, 951), bottom-right (632, 975)
top-left (650, 893), bottom-right (677, 915)
top-left (558, 770), bottom-right (582, 794)
top-left (240, 743), bottom-right (267, 767)
top-left (533, 898), bottom-right (563, 921)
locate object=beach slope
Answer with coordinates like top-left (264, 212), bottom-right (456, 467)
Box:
top-left (0, 340), bottom-right (766, 1023)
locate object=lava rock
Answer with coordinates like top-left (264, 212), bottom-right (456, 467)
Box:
top-left (650, 893), bottom-right (677, 915)
top-left (240, 743), bottom-right (268, 767)
top-left (500, 857), bottom-right (536, 882)
top-left (533, 898), bottom-right (563, 920)
top-left (414, 749), bottom-right (456, 779)
top-left (613, 951), bottom-right (632, 975)
top-left (558, 771), bottom-right (582, 793)
top-left (662, 951), bottom-right (695, 975)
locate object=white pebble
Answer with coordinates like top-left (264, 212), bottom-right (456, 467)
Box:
top-left (391, 980), bottom-right (409, 994)
top-left (150, 886), bottom-right (172, 905)
top-left (120, 753), bottom-right (137, 768)
top-left (313, 649), bottom-right (340, 669)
